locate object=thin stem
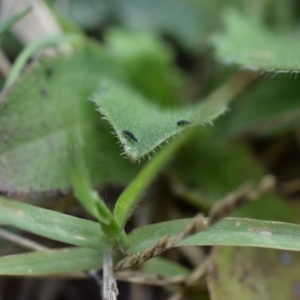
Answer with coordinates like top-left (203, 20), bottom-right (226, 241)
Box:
top-left (205, 70), bottom-right (259, 106)
top-left (4, 34), bottom-right (82, 88)
top-left (0, 227), bottom-right (48, 251)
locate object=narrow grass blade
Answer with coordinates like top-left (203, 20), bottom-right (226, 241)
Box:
top-left (0, 196), bottom-right (107, 251)
top-left (0, 247), bottom-right (102, 275)
top-left (69, 125), bottom-right (129, 249)
top-left (128, 218), bottom-right (300, 254)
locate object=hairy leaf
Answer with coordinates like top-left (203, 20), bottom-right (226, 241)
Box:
top-left (0, 42), bottom-right (139, 193)
top-left (92, 79), bottom-right (227, 161)
top-left (211, 9), bottom-right (300, 71)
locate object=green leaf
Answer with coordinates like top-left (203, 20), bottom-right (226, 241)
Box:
top-left (0, 247), bottom-right (102, 275)
top-left (208, 246), bottom-right (300, 300)
top-left (128, 218), bottom-right (300, 255)
top-left (0, 42), bottom-right (139, 193)
top-left (211, 9), bottom-right (300, 71)
top-left (114, 131), bottom-right (192, 232)
top-left (58, 0), bottom-right (110, 30)
top-left (69, 128), bottom-right (129, 249)
top-left (92, 79), bottom-right (227, 161)
top-left (114, 0), bottom-right (207, 50)
top-left (0, 196), bottom-right (107, 250)
top-left (0, 6), bottom-right (32, 38)
top-left (105, 28), bottom-right (182, 106)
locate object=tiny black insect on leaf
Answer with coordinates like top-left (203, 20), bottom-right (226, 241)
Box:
top-left (122, 130), bottom-right (138, 143)
top-left (45, 67), bottom-right (53, 79)
top-left (177, 120), bottom-right (191, 126)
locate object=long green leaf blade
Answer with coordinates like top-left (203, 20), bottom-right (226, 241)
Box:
top-left (0, 247), bottom-right (102, 275)
top-left (0, 196), bottom-right (107, 250)
top-left (128, 218), bottom-right (300, 254)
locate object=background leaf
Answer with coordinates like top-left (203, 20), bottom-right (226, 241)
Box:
top-left (208, 246), bottom-right (300, 300)
top-left (216, 75), bottom-right (300, 136)
top-left (110, 0), bottom-right (206, 50)
top-left (0, 6), bottom-right (32, 38)
top-left (105, 28), bottom-right (182, 106)
top-left (211, 9), bottom-right (300, 71)
top-left (172, 129), bottom-right (296, 222)
top-left (0, 42), bottom-right (139, 193)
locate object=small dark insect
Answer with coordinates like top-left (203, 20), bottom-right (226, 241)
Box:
top-left (40, 88), bottom-right (48, 97)
top-left (177, 120), bottom-right (191, 126)
top-left (45, 67), bottom-right (53, 79)
top-left (122, 130), bottom-right (138, 143)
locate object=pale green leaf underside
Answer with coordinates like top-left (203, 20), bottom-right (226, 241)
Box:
top-left (0, 196), bottom-right (107, 250)
top-left (92, 80), bottom-right (226, 161)
top-left (211, 9), bottom-right (300, 71)
top-left (0, 42), bottom-right (139, 193)
top-left (0, 248), bottom-right (102, 275)
top-left (128, 218), bottom-right (300, 254)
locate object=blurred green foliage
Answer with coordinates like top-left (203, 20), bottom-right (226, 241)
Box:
top-left (1, 0), bottom-right (300, 299)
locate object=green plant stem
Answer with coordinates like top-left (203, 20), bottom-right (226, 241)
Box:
top-left (70, 129), bottom-right (129, 250)
top-left (0, 6), bottom-right (32, 37)
top-left (205, 70), bottom-right (259, 106)
top-left (114, 130), bottom-right (194, 235)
